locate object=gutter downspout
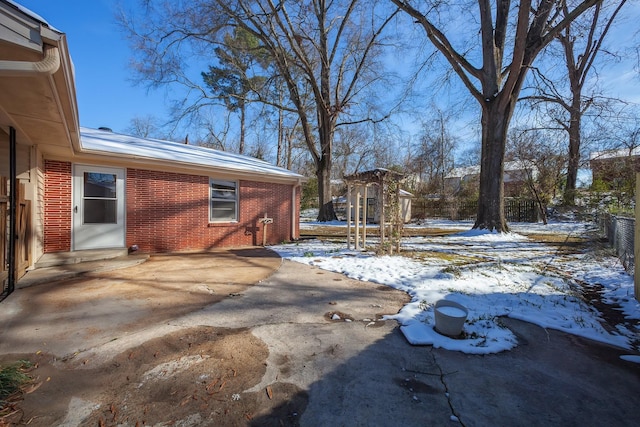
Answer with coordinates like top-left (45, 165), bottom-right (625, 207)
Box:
top-left (0, 44), bottom-right (60, 76)
top-left (1, 45), bottom-right (60, 293)
top-left (291, 180), bottom-right (302, 241)
top-left (8, 127), bottom-right (16, 294)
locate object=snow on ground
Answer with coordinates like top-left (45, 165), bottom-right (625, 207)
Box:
top-left (271, 219), bottom-right (640, 357)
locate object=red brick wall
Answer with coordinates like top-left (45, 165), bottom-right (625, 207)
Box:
top-left (126, 168), bottom-right (296, 252)
top-left (41, 164), bottom-right (298, 254)
top-left (44, 160), bottom-right (72, 252)
top-left (590, 156), bottom-right (640, 186)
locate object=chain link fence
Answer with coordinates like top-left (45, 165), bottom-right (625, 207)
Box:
top-left (597, 213), bottom-right (635, 273)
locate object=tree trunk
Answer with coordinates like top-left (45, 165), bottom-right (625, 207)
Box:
top-left (474, 101), bottom-right (511, 232)
top-left (315, 12), bottom-right (337, 223)
top-left (276, 107), bottom-right (283, 167)
top-left (316, 155), bottom-right (337, 221)
top-left (286, 128), bottom-right (293, 170)
top-left (239, 103), bottom-right (246, 155)
top-left (563, 96), bottom-right (581, 206)
top-left (315, 117), bottom-right (337, 221)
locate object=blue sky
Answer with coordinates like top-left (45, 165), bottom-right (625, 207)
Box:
top-left (16, 0), bottom-right (168, 133)
top-left (13, 0), bottom-right (640, 143)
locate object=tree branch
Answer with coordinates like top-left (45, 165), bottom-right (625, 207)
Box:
top-left (391, 0), bottom-right (483, 102)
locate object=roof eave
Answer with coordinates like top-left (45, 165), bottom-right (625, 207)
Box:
top-left (73, 148), bottom-right (306, 185)
top-left (0, 1), bottom-right (80, 152)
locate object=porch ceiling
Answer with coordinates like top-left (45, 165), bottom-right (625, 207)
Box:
top-left (0, 1), bottom-right (79, 155)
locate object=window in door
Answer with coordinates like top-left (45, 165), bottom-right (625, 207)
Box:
top-left (83, 172), bottom-right (117, 223)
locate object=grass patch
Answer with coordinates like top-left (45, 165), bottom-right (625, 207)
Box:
top-left (405, 250), bottom-right (482, 268)
top-left (300, 226), bottom-right (460, 238)
top-left (0, 360), bottom-right (33, 413)
top-left (521, 232), bottom-right (591, 254)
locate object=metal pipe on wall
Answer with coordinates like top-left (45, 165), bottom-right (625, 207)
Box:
top-left (8, 126), bottom-right (16, 293)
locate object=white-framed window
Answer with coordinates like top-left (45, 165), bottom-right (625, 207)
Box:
top-left (210, 179), bottom-right (238, 222)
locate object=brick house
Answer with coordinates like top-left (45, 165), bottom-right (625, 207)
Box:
top-left (0, 1), bottom-right (303, 286)
top-left (589, 148), bottom-right (639, 187)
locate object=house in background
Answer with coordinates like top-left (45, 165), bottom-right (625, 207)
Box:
top-left (444, 160), bottom-right (537, 197)
top-left (589, 147), bottom-right (639, 187)
top-left (0, 0), bottom-right (303, 289)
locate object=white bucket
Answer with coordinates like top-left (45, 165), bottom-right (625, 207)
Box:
top-left (434, 300), bottom-right (468, 337)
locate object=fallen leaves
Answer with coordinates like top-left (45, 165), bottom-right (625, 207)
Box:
top-left (266, 385), bottom-right (273, 400)
top-left (22, 382), bottom-right (42, 395)
top-left (205, 378), bottom-right (228, 395)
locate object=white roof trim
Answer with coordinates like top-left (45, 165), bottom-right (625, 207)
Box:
top-left (446, 160), bottom-right (536, 179)
top-left (589, 147), bottom-right (638, 161)
top-left (79, 127), bottom-right (304, 181)
top-left (4, 0), bottom-right (58, 31)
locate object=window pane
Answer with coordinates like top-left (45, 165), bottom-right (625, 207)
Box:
top-left (210, 201), bottom-right (236, 221)
top-left (211, 182), bottom-right (236, 200)
top-left (210, 179), bottom-right (237, 222)
top-left (84, 199), bottom-right (117, 224)
top-left (84, 172), bottom-right (116, 198)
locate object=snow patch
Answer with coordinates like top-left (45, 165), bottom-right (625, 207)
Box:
top-left (271, 220), bottom-right (640, 354)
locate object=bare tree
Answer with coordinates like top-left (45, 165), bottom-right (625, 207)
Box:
top-left (456, 145), bottom-right (481, 168)
top-left (120, 0), bottom-right (399, 222)
top-left (392, 0), bottom-right (602, 231)
top-left (197, 111), bottom-right (234, 151)
top-left (590, 104), bottom-right (640, 154)
top-left (254, 81), bottom-right (309, 169)
top-left (523, 1), bottom-right (628, 206)
top-left (611, 114), bottom-right (640, 155)
top-left (126, 115), bottom-right (164, 139)
top-left (333, 125), bottom-right (375, 177)
top-left (413, 108), bottom-right (457, 195)
top-left (507, 128), bottom-right (565, 224)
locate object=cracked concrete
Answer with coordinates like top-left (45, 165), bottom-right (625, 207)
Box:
top-left (431, 349), bottom-right (462, 425)
top-left (430, 317), bottom-right (640, 426)
top-left (1, 252), bottom-right (639, 426)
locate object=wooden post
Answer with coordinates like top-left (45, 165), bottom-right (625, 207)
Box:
top-left (259, 213), bottom-right (273, 246)
top-left (395, 185), bottom-right (401, 253)
top-left (379, 179), bottom-right (386, 253)
top-left (355, 186), bottom-right (361, 250)
top-left (15, 182), bottom-right (31, 279)
top-left (362, 185), bottom-right (368, 250)
top-left (346, 183), bottom-right (352, 250)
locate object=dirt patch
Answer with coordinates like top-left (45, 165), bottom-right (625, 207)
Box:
top-left (324, 311), bottom-right (355, 322)
top-left (0, 249), bottom-right (281, 358)
top-left (0, 250), bottom-right (411, 426)
top-left (0, 249), bottom-right (295, 426)
top-left (2, 327), bottom-right (307, 426)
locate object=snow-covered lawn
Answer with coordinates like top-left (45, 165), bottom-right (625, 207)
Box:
top-left (270, 220), bottom-right (640, 358)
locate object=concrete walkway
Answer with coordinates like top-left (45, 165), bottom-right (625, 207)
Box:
top-left (1, 250), bottom-right (639, 426)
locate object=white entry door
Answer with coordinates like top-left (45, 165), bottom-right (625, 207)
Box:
top-left (73, 165), bottom-right (125, 250)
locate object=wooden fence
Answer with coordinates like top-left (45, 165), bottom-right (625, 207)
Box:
top-left (412, 198), bottom-right (538, 223)
top-left (1, 176), bottom-right (31, 299)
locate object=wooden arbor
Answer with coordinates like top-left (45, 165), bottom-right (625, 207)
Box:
top-left (343, 168), bottom-right (405, 254)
